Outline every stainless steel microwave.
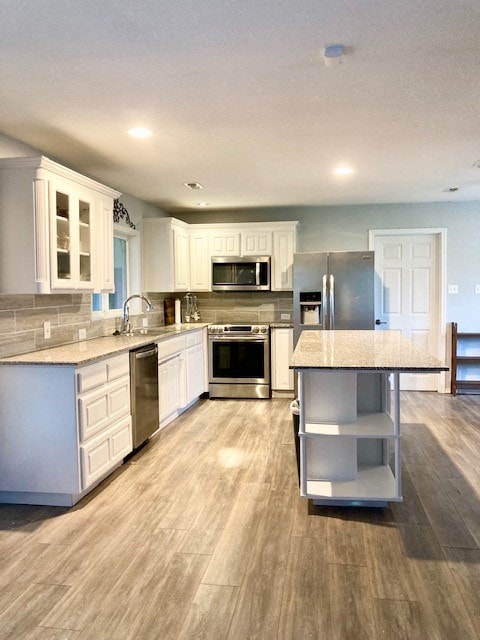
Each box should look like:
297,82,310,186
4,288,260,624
211,256,271,291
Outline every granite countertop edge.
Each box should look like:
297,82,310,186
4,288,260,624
0,323,209,367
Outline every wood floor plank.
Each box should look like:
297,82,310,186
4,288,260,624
442,547,480,638
327,564,376,640
201,481,271,587
371,599,430,640
0,583,70,637
440,474,480,547
226,506,293,640
406,463,478,549
364,523,419,601
277,536,329,640
177,584,239,640
400,522,478,640
325,515,367,566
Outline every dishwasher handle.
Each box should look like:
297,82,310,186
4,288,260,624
132,345,158,359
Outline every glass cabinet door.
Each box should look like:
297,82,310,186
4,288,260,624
55,190,72,283
78,199,92,286
50,182,95,290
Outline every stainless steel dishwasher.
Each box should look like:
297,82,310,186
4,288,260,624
130,343,159,448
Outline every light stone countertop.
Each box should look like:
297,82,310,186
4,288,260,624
0,324,208,366
290,330,448,372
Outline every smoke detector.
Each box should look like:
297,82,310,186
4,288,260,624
324,45,345,67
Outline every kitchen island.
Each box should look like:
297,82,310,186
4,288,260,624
290,330,447,507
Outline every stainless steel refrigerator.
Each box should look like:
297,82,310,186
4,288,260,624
293,251,375,345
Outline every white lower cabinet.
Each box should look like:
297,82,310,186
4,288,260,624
159,353,185,423
77,353,132,490
0,352,132,506
80,415,132,488
158,329,206,427
271,328,294,393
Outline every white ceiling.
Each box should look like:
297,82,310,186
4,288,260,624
1,0,480,212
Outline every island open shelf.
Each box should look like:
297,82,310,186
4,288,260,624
290,330,447,507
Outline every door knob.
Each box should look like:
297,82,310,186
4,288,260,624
375,319,387,325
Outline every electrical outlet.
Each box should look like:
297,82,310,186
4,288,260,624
142,317,149,327
43,321,51,340
78,328,87,340
475,284,480,295
448,284,458,294
281,313,291,320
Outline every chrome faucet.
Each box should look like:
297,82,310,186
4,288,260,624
121,294,154,334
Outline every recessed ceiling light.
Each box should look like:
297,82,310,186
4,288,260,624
184,182,204,190
333,166,354,176
197,202,209,207
127,127,153,138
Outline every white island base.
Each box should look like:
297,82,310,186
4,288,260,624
298,369,401,508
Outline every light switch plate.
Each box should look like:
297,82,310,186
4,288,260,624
43,321,51,339
281,313,291,320
448,284,458,294
142,317,149,327
475,284,480,295
78,328,87,340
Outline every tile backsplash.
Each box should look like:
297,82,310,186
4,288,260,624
0,291,293,358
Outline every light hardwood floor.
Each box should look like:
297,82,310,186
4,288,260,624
0,392,479,639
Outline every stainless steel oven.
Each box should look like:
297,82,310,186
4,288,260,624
208,324,270,399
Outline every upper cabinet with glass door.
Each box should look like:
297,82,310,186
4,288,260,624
0,157,120,294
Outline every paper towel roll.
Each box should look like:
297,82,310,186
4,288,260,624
174,298,181,324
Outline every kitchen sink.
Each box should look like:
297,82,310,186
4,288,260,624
130,327,176,336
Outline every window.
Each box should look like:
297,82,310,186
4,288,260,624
92,226,140,316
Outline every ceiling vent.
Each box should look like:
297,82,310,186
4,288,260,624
184,182,204,190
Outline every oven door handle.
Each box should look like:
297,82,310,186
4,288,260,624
208,336,268,342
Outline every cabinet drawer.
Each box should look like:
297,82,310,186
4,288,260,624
107,353,129,381
77,360,108,393
78,375,130,443
186,330,203,348
81,415,132,489
158,335,187,360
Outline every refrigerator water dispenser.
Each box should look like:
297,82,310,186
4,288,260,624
300,292,321,325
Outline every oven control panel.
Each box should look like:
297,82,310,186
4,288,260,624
208,324,269,335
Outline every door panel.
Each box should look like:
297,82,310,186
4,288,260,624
374,233,439,391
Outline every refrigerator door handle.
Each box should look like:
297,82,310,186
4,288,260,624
322,274,328,329
330,274,335,329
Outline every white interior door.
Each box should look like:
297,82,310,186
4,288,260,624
371,231,442,391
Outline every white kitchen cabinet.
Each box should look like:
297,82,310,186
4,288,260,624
157,329,206,427
272,228,296,291
271,327,294,394
0,352,132,506
142,218,190,292
186,330,205,403
241,230,272,256
0,156,120,294
158,353,185,423
210,230,241,256
189,230,210,291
